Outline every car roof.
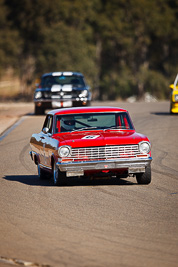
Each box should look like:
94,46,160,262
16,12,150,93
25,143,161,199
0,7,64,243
48,106,128,116
42,72,84,78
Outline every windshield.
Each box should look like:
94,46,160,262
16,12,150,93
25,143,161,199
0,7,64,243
41,75,85,88
55,112,134,133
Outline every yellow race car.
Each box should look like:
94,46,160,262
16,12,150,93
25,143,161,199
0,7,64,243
170,74,178,114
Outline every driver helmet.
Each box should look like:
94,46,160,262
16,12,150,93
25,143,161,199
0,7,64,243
61,117,75,131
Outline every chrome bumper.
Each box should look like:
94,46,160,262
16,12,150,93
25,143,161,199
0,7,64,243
57,157,152,177
34,97,91,103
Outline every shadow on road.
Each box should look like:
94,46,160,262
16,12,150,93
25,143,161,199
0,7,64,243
3,175,52,186
26,112,46,116
3,175,135,187
151,112,178,116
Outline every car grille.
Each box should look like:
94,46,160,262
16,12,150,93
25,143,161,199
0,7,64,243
65,145,146,161
43,90,83,99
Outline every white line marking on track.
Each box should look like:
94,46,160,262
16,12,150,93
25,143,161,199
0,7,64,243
0,116,25,142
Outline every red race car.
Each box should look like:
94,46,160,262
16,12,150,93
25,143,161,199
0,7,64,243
30,106,152,185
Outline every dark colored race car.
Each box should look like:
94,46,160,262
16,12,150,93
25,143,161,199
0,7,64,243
30,106,152,186
34,72,91,115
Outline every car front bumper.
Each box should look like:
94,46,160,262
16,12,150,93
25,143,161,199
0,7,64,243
171,102,178,113
34,97,91,108
57,157,152,177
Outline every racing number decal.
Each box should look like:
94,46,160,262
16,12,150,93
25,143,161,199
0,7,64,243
82,135,100,139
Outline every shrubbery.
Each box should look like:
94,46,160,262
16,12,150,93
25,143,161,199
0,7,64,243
0,0,177,100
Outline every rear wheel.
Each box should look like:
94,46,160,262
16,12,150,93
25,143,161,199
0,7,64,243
37,164,48,179
136,166,151,185
52,161,66,186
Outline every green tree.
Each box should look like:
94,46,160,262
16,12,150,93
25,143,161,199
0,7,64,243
93,0,178,99
1,0,178,100
0,0,21,76
4,0,98,94
36,22,97,81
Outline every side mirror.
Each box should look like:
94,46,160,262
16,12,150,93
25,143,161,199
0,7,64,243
169,84,174,90
43,127,49,134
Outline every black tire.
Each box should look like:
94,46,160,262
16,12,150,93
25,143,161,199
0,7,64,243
86,101,91,106
136,166,151,185
52,161,66,186
37,164,48,179
35,105,45,115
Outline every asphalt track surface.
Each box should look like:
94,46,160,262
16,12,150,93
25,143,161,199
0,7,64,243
0,101,178,267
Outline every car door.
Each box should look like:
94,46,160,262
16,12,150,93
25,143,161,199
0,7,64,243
42,114,54,168
37,114,52,167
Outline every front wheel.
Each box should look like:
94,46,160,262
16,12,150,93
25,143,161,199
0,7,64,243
86,101,91,106
35,105,45,115
136,166,151,185
52,161,66,186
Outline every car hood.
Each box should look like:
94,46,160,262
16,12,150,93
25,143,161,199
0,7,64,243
172,89,178,95
54,131,149,148
36,85,86,91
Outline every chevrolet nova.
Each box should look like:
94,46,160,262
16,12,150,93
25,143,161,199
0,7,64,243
30,106,152,185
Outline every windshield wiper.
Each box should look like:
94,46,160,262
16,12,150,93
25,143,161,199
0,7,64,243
72,126,97,132
104,126,126,130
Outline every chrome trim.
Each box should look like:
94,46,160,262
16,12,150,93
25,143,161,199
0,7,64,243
39,163,52,170
57,157,152,173
138,141,151,154
34,97,90,103
58,145,72,157
64,144,147,161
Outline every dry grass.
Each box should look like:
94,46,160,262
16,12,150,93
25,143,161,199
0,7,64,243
0,82,20,97
0,68,21,100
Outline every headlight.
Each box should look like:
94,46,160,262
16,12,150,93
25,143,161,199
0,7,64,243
139,142,151,154
34,91,42,99
58,146,71,157
79,90,88,97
